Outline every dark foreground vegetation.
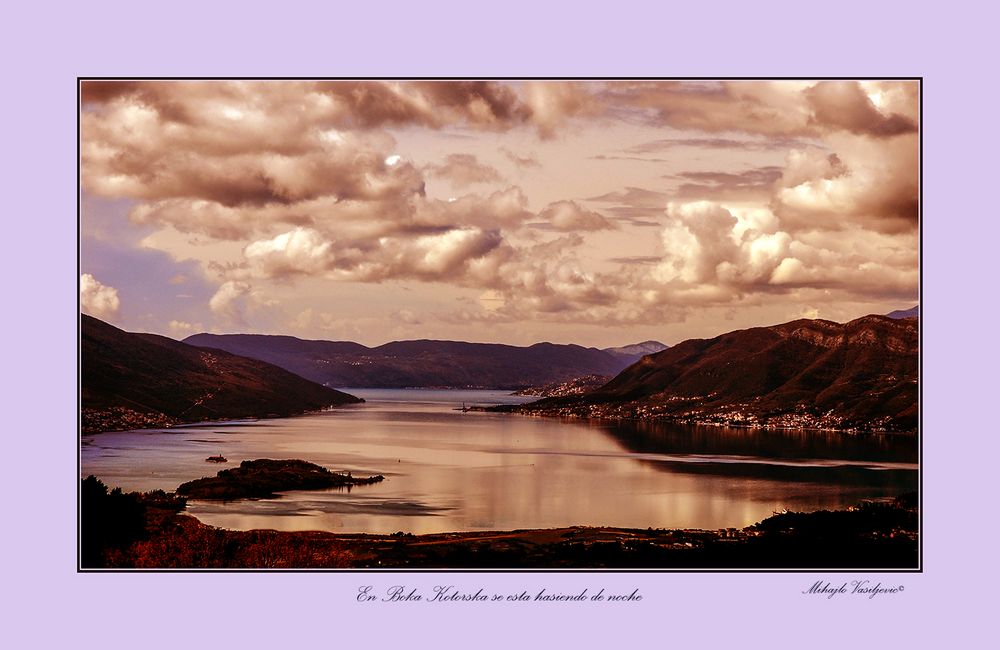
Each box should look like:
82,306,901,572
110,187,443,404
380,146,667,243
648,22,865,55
176,459,385,500
81,475,188,567
82,474,917,569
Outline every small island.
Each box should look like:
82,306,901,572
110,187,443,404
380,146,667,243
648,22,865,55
81,474,917,569
176,459,385,500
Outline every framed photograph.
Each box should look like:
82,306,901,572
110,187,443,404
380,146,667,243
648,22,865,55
79,78,919,572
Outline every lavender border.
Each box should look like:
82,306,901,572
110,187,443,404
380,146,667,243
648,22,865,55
7,1,994,646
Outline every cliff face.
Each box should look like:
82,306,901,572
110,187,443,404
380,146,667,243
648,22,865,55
82,315,362,433
516,315,918,432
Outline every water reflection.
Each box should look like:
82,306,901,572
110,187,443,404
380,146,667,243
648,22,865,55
594,418,917,461
81,389,918,535
589,418,917,486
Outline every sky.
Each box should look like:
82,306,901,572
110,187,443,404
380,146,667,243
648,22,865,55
79,80,919,348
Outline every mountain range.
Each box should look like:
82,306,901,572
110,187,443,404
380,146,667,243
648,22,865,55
502,315,918,432
83,309,917,434
82,315,361,434
182,333,666,389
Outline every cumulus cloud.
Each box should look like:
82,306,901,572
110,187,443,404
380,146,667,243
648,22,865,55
601,80,816,136
123,177,532,249
523,81,600,137
602,80,919,138
168,320,201,337
243,228,334,279
85,114,424,208
536,201,615,231
80,80,918,334
771,133,918,233
451,208,912,329
655,202,741,284
416,187,532,231
80,273,121,320
425,153,504,188
80,80,588,147
434,234,664,326
651,200,916,304
385,227,504,281
209,280,252,325
441,195,915,329
319,80,533,130
805,81,917,137
238,225,505,285
82,81,547,256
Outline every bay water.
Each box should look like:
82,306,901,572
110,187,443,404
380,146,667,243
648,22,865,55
80,389,918,534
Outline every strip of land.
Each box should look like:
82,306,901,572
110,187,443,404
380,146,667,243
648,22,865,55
82,473,917,569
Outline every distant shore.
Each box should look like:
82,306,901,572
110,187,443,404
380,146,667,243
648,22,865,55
487,403,918,435
81,402,365,436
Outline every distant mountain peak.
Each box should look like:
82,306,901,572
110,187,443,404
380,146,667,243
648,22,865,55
603,341,669,357
886,305,919,319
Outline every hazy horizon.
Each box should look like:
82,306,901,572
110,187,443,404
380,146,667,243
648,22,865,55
82,305,918,350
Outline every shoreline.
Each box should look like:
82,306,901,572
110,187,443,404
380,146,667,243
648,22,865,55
80,401,367,436
82,478,918,570
487,405,919,436
84,390,916,437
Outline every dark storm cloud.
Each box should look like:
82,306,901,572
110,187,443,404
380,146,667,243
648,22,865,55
805,81,918,137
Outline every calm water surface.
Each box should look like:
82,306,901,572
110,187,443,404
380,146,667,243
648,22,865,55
80,389,918,534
